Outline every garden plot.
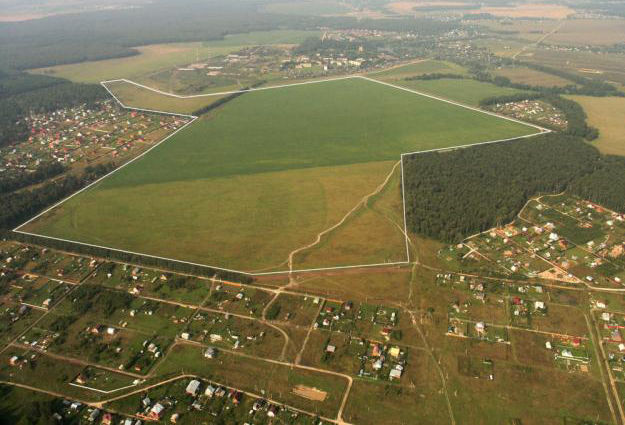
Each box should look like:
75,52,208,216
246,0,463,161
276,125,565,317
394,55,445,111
204,282,273,317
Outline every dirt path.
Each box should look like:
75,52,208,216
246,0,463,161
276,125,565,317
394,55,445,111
295,301,325,365
286,160,401,281
402,231,457,425
586,311,624,425
512,19,566,60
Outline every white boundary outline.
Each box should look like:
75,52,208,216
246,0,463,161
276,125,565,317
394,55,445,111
13,75,550,277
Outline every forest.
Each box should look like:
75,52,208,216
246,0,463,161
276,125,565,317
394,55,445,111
403,133,625,242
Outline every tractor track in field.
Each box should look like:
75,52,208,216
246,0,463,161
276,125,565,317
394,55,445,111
285,160,402,284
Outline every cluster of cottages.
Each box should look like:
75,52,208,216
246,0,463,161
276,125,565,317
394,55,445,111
361,342,405,380
139,379,284,423
315,300,398,335
491,100,567,129
544,337,590,372
464,201,624,287
186,312,266,349
2,101,186,175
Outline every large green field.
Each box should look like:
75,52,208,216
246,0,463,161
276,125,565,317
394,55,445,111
22,77,538,272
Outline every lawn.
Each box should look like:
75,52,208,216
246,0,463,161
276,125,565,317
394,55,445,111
22,77,538,273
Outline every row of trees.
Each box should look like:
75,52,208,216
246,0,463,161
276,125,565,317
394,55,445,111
0,162,115,230
406,73,465,81
11,231,253,284
403,132,625,242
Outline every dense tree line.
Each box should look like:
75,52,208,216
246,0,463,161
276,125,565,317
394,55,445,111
0,162,66,194
0,163,115,231
543,95,599,140
406,73,465,81
10,232,253,284
489,69,622,97
569,156,625,212
403,132,625,242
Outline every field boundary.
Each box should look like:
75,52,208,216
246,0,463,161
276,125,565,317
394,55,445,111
14,75,550,277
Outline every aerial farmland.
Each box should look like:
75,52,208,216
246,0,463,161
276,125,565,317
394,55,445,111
20,76,538,273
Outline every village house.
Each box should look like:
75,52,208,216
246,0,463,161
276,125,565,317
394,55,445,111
148,403,165,420
186,379,201,397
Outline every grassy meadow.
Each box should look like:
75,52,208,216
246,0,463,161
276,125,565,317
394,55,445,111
23,77,538,272
105,80,229,115
493,66,573,88
368,59,467,82
393,77,530,106
571,95,625,157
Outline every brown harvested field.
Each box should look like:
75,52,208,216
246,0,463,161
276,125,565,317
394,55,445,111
478,19,562,42
570,95,625,157
547,19,625,46
493,66,573,87
387,1,467,15
292,384,328,401
472,3,574,19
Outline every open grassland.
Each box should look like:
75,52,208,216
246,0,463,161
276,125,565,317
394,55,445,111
30,161,396,272
393,78,530,106
571,95,625,157
493,66,573,88
369,59,467,82
105,80,228,115
29,30,320,83
472,3,574,19
23,77,537,272
293,163,407,269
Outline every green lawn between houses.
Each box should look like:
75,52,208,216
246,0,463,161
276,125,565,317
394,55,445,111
23,77,537,272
